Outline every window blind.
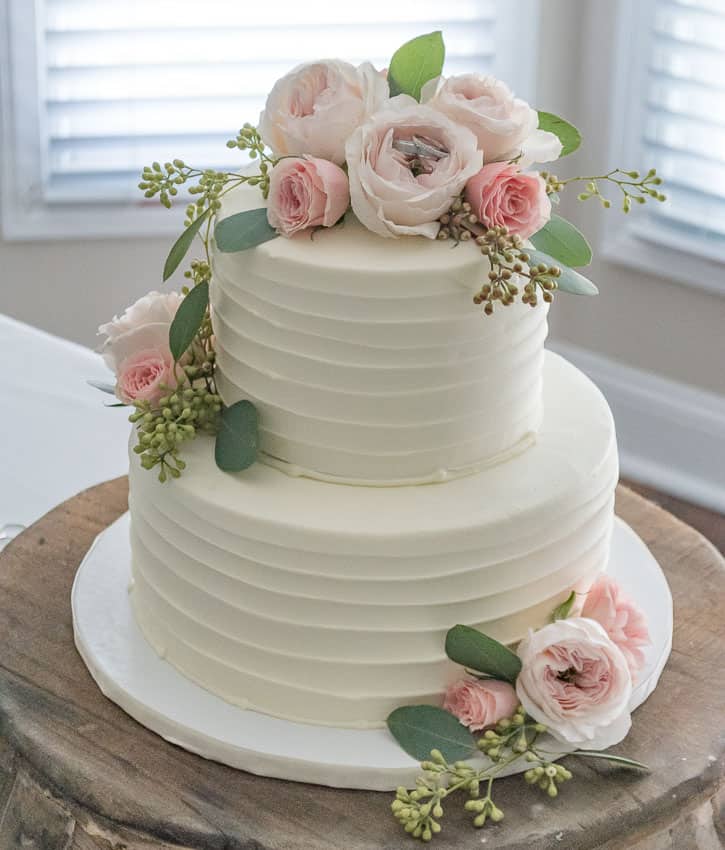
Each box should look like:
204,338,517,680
40,0,499,204
645,0,725,238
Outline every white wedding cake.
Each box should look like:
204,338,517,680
126,183,618,729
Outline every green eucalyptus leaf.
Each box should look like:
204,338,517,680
530,215,592,267
387,31,445,101
387,705,476,762
163,208,211,282
569,751,650,771
215,400,259,472
168,281,209,362
214,208,278,253
551,590,577,622
526,249,599,296
537,111,582,158
445,625,522,683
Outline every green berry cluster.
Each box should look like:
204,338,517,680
226,123,274,198
129,381,222,482
523,760,572,798
436,199,561,315
139,159,195,209
474,226,560,314
391,707,580,842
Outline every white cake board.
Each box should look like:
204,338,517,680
72,515,672,791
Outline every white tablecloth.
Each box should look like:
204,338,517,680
0,314,130,530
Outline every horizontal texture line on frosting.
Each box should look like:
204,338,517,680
212,306,546,379
130,511,611,629
130,555,605,671
129,474,615,580
131,503,612,610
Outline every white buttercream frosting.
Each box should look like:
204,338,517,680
211,183,549,484
128,353,618,729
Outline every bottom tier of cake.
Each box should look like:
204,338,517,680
127,352,618,728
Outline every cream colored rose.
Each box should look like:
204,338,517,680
258,60,388,165
99,291,184,406
345,98,483,238
422,74,562,165
516,617,633,750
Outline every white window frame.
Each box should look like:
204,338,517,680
0,0,541,242
598,0,725,297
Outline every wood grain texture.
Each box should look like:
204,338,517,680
0,479,723,850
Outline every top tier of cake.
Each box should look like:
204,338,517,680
211,186,549,484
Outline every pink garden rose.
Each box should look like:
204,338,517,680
581,575,650,679
516,617,633,749
465,162,551,239
421,73,562,165
444,678,519,732
345,99,482,238
99,291,183,407
267,156,349,237
258,59,388,165
115,348,176,406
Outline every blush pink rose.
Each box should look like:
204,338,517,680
443,678,519,732
116,347,176,407
345,98,482,238
99,291,183,406
516,617,633,749
465,162,551,239
581,575,650,679
258,60,388,165
267,156,349,237
421,73,562,165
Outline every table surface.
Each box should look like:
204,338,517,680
0,479,723,850
0,314,129,531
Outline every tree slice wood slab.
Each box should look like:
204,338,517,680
0,479,723,850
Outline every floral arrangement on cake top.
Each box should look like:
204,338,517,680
94,31,664,480
387,574,652,841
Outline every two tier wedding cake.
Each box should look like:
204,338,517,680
89,31,666,840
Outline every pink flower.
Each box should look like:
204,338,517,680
443,678,519,732
258,60,388,165
116,348,176,407
99,291,183,407
465,162,551,240
345,99,482,238
267,156,350,237
516,618,633,749
581,575,650,679
421,74,562,165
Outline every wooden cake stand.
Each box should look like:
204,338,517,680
0,479,723,850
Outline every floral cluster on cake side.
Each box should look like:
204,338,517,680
94,31,663,481
387,574,652,841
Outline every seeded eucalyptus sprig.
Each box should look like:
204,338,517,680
391,707,573,841
437,200,561,315
542,167,667,212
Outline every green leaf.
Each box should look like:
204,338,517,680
445,625,522,684
551,591,577,622
537,111,582,158
163,208,211,282
104,402,127,408
215,400,259,472
530,215,592,267
569,751,650,771
387,705,476,762
168,281,209,362
526,249,599,296
387,31,445,101
214,208,278,253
